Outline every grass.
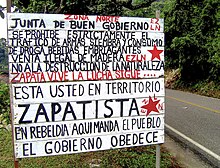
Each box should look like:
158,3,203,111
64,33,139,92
0,129,181,168
186,81,220,99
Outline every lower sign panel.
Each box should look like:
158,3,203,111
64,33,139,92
15,130,164,158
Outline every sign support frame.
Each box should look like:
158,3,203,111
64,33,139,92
156,145,161,168
155,9,161,168
7,0,19,167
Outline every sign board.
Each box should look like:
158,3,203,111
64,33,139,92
8,13,165,158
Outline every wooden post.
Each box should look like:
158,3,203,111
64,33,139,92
7,0,11,13
156,10,160,19
7,0,19,167
155,9,161,168
156,145,161,168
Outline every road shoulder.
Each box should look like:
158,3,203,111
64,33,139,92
163,134,214,168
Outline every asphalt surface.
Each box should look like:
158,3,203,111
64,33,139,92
163,135,212,168
165,89,220,167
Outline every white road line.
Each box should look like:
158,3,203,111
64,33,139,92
165,124,220,161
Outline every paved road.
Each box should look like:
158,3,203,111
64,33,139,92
165,89,220,167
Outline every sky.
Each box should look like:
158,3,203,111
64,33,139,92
0,0,8,39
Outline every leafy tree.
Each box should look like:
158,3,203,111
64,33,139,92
164,0,220,82
13,0,156,16
203,0,220,81
123,0,167,18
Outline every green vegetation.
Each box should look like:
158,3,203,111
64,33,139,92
0,129,180,168
164,0,220,95
0,82,10,126
0,38,8,72
165,69,220,99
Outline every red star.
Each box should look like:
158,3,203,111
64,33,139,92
147,45,163,61
141,96,160,116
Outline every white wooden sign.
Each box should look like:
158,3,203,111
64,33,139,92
8,13,165,158
12,78,164,104
13,97,165,124
7,14,164,32
15,129,164,158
